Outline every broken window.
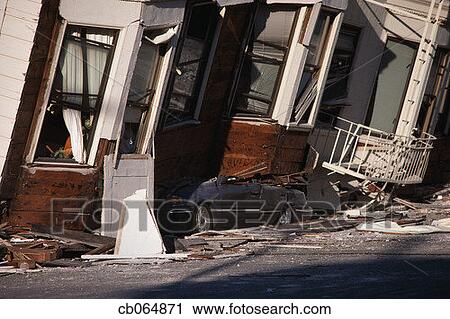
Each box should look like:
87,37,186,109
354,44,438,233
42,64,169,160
292,11,336,125
35,26,117,163
365,39,417,133
232,5,297,116
119,31,166,154
321,26,359,108
160,1,220,126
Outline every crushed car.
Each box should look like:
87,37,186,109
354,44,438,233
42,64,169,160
155,176,309,234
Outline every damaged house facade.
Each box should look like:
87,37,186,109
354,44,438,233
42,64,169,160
0,0,449,233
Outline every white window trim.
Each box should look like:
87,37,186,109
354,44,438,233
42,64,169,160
287,10,344,130
25,20,68,164
140,25,183,155
272,3,322,124
26,20,130,166
87,21,142,165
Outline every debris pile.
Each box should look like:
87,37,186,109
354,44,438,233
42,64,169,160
0,223,115,273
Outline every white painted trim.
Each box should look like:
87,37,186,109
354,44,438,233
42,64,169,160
88,21,142,165
272,5,314,125
26,21,68,164
303,3,322,46
193,7,226,120
0,0,8,32
141,25,182,155
308,12,343,125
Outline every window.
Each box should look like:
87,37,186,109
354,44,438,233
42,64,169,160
365,39,417,133
322,26,359,104
417,49,450,136
291,11,336,125
231,5,298,116
119,31,165,154
160,2,220,126
35,26,117,163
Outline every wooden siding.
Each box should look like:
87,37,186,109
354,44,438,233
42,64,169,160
0,0,59,198
0,0,43,184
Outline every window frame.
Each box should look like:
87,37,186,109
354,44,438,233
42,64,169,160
120,33,166,155
321,24,360,104
27,22,119,165
288,8,344,129
228,3,301,118
159,0,221,128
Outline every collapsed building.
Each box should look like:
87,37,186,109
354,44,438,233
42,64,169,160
0,0,449,235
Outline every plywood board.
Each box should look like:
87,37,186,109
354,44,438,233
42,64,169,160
114,189,165,256
102,154,154,238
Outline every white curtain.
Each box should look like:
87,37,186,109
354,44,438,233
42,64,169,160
62,107,85,163
58,30,113,163
60,38,85,163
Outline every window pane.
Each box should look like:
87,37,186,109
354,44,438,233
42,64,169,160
128,40,159,103
253,7,295,60
235,57,280,114
322,27,359,103
306,13,331,66
120,37,160,155
35,26,116,163
291,11,334,124
163,3,219,124
232,5,296,116
169,60,201,111
55,28,114,110
367,40,417,133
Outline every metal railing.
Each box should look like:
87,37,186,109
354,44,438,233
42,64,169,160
312,114,436,184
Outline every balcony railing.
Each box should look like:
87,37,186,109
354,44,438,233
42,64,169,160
312,114,436,184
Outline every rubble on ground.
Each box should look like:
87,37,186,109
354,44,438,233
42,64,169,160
1,184,450,272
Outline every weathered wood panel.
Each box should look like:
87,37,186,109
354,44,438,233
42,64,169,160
8,166,99,230
218,120,309,176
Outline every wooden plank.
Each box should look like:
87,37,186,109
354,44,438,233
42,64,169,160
8,211,94,231
0,116,14,139
0,136,11,157
31,225,116,247
0,74,25,99
0,95,20,119
85,242,115,255
0,0,7,29
1,14,38,42
5,0,41,19
11,195,89,212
